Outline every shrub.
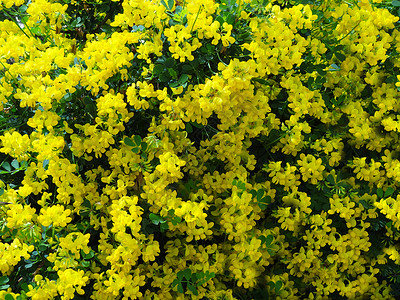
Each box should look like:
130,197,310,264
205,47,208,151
1,0,400,299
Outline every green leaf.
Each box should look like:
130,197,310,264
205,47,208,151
164,57,175,68
215,15,224,26
268,281,275,289
187,283,198,295
377,188,383,198
149,213,165,225
43,159,50,170
329,63,340,71
140,142,148,152
226,14,236,25
236,181,246,191
0,276,9,285
315,76,326,85
169,81,179,88
84,102,96,115
385,76,397,84
186,123,193,133
21,283,29,292
171,216,181,225
393,0,400,6
84,250,95,259
83,96,95,108
38,243,48,251
0,284,10,290
160,222,169,232
160,0,168,10
2,162,11,172
251,78,270,85
4,294,14,300
174,5,183,14
191,272,198,282
153,64,164,75
182,268,191,281
24,260,33,268
0,188,4,197
131,147,139,154
306,65,314,73
326,174,335,185
168,68,178,79
196,271,215,286
264,234,274,247
256,189,264,201
384,187,394,198
275,280,283,293
258,203,267,210
336,94,345,106
307,77,314,87
178,74,189,85
176,271,184,281
125,137,135,147
11,159,19,169
333,45,344,52
317,69,327,76
140,152,148,161
81,260,90,268
182,64,192,72
100,23,113,34
316,65,327,76
19,4,28,13
177,282,184,293
191,122,203,128
359,200,372,209
31,26,42,36
134,135,142,146
335,52,346,62
258,195,271,210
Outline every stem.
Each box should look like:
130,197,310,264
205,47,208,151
0,60,18,82
189,4,202,34
216,50,228,66
336,21,360,43
8,6,56,46
1,8,30,38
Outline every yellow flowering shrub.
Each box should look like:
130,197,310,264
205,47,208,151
2,0,400,299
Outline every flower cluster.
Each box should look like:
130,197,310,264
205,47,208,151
1,0,400,299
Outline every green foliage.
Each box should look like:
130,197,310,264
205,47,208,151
172,268,215,296
1,0,400,299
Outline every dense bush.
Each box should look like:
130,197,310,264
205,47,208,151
1,0,400,299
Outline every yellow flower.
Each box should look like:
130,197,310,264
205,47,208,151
38,204,72,227
297,154,325,184
0,238,34,275
0,131,30,161
59,233,91,259
6,204,36,228
142,239,160,262
57,269,89,300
